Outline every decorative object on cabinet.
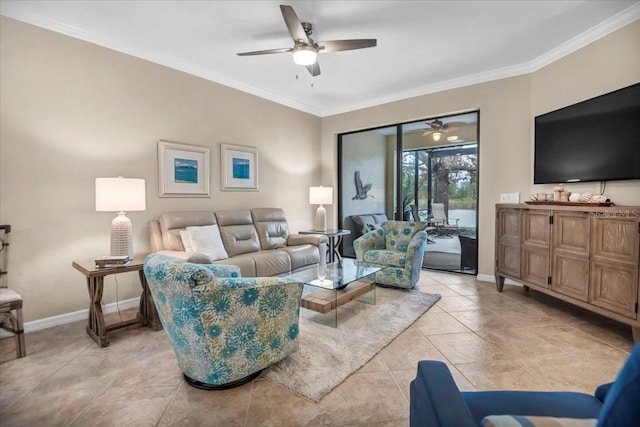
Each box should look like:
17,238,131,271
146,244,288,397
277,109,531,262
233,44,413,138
495,203,640,341
221,143,258,191
95,177,146,258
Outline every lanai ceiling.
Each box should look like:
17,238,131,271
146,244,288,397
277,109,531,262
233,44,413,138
1,1,638,117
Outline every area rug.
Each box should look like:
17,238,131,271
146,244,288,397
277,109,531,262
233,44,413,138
262,285,441,402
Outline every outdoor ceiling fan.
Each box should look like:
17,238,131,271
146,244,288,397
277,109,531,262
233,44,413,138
422,119,465,142
236,5,377,76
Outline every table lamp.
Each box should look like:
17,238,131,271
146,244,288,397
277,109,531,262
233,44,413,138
95,177,146,259
309,186,333,231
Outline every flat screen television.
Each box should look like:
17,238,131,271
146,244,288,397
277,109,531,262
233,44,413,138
534,82,640,184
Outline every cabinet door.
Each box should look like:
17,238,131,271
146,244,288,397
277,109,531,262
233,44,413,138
552,211,590,301
496,207,521,278
521,210,550,288
590,260,638,319
590,215,639,318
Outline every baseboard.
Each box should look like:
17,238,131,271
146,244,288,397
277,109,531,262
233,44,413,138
0,297,140,338
476,274,495,283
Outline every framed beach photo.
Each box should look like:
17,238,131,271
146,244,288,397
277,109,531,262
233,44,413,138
158,140,210,197
221,143,258,191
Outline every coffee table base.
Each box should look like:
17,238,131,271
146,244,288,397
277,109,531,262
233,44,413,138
300,280,376,327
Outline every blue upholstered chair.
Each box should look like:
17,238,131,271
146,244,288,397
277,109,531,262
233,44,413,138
409,342,640,427
353,220,428,289
144,253,304,389
353,221,427,289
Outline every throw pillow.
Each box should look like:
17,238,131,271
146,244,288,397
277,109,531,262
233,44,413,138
481,415,597,427
180,230,194,252
187,225,229,261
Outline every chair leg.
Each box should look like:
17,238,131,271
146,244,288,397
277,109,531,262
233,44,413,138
15,306,26,358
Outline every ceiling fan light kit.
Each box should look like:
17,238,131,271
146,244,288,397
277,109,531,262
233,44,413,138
293,45,317,65
432,132,442,141
236,4,377,77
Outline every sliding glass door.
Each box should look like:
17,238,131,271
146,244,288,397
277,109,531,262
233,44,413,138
338,112,479,274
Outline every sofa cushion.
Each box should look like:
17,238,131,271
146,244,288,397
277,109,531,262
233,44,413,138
214,254,257,277
180,230,194,252
159,211,217,251
363,249,406,268
252,208,290,250
216,210,262,257
481,415,597,427
281,244,320,270
252,250,292,277
187,225,229,261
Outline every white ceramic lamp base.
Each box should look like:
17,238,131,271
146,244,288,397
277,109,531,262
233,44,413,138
110,212,133,258
315,205,327,231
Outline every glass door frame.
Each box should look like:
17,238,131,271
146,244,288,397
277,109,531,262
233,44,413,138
337,110,480,274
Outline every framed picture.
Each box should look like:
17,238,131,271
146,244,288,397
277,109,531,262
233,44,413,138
221,143,259,191
158,140,210,197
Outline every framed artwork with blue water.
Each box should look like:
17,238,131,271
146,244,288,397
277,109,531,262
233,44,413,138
158,140,210,197
221,143,258,191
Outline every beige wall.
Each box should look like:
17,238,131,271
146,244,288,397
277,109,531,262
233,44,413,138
1,16,639,324
321,20,640,279
531,21,640,202
0,18,321,322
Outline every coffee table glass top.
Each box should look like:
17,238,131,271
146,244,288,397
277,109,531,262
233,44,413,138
285,258,384,290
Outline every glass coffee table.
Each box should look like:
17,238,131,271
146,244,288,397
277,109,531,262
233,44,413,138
284,258,386,327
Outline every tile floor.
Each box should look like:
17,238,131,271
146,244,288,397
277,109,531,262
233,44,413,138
0,271,635,426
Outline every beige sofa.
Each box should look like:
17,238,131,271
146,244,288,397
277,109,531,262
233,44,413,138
149,208,327,277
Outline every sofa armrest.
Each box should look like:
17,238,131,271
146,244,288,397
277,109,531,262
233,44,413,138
353,229,385,260
150,220,164,252
410,360,476,427
287,233,328,247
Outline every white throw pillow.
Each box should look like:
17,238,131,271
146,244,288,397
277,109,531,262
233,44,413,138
186,225,229,261
179,230,194,252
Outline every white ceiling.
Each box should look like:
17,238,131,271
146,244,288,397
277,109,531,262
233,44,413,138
2,1,639,117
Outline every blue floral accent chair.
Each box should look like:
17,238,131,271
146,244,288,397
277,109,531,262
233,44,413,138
143,253,304,389
353,220,428,289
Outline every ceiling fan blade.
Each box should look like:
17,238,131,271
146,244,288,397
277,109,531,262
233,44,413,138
237,47,292,56
280,5,309,44
306,61,321,77
318,39,377,53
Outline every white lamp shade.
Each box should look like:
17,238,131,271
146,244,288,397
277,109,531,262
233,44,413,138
96,177,146,212
309,186,333,205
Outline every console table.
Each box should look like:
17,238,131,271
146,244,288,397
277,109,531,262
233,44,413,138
299,229,351,263
495,203,640,341
72,255,162,347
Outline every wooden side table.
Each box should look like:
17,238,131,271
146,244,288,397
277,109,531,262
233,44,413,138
299,229,351,263
72,254,162,347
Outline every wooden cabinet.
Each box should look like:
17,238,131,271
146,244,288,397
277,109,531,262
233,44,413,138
495,204,640,341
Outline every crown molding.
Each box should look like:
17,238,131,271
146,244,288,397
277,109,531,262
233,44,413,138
2,2,638,118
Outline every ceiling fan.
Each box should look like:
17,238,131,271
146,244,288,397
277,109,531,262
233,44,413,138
422,119,465,142
236,5,377,77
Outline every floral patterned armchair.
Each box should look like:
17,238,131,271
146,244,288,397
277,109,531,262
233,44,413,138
143,253,303,389
353,221,428,289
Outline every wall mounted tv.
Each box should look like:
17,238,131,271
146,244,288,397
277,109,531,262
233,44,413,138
534,82,640,184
